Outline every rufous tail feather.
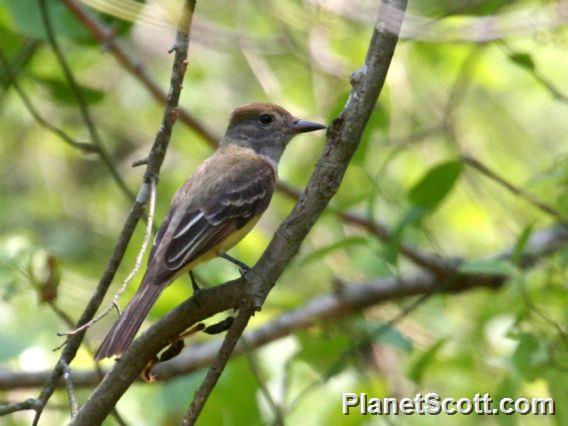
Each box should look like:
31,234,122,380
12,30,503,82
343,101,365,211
94,283,163,360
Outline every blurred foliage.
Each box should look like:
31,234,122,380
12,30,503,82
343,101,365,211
0,0,567,425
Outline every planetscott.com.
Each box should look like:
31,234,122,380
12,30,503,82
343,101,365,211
342,393,555,416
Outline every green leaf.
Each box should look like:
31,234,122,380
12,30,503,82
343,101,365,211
353,91,390,165
556,189,568,217
198,357,261,424
495,375,521,426
0,0,90,41
376,327,413,352
407,338,446,384
354,320,413,352
382,207,427,266
408,160,463,212
458,259,515,275
296,236,369,267
34,76,105,105
512,332,548,381
327,90,390,168
296,330,351,376
512,224,534,266
509,53,536,72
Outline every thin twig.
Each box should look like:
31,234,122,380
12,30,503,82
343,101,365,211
0,44,99,153
58,179,156,337
285,289,436,414
443,45,486,122
0,39,40,87
242,338,285,426
499,41,568,106
388,45,485,152
38,0,134,201
182,307,255,426
60,0,218,149
461,154,564,220
276,181,450,275
0,398,39,416
61,362,79,418
29,0,196,423
9,262,130,424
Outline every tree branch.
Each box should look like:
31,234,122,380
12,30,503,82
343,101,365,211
66,1,408,424
0,44,99,153
182,307,255,425
61,361,79,418
462,154,564,221
0,398,40,416
60,0,218,149
57,180,157,338
1,225,565,393
38,0,134,201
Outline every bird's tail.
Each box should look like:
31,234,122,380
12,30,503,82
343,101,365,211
94,282,163,360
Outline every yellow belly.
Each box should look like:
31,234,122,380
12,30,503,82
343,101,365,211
169,214,261,282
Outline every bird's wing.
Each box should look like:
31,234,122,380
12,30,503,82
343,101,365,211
148,153,275,281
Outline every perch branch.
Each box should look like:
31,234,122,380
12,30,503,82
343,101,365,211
0,225,565,392
0,399,40,416
67,1,408,424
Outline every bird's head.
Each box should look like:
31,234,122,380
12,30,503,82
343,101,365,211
221,103,326,163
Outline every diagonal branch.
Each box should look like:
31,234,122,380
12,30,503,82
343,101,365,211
60,0,218,149
0,398,40,416
38,0,134,201
24,1,197,424
0,44,99,154
180,1,411,422
67,1,408,424
462,154,564,220
61,362,79,418
182,307,255,425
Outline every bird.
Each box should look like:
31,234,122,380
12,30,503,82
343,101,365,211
94,103,326,360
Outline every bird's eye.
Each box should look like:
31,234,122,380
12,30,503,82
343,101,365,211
257,114,273,125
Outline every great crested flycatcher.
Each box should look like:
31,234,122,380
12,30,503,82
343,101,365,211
95,103,326,359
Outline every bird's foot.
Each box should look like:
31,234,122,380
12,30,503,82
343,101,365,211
219,252,251,277
188,271,202,306
203,316,234,335
159,338,185,363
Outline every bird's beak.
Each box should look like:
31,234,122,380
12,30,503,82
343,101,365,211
291,119,327,134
